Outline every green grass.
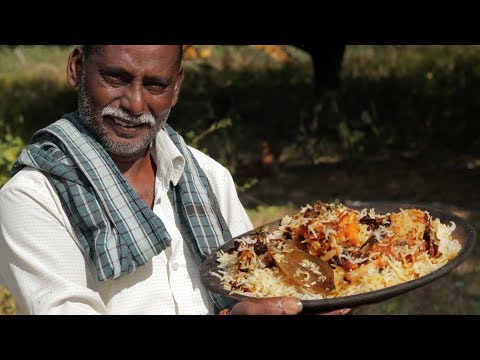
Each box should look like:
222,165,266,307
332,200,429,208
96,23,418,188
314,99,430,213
0,45,73,80
246,204,298,228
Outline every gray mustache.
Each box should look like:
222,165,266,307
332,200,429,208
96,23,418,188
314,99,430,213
101,106,156,126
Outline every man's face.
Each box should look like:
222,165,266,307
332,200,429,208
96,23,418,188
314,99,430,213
75,45,183,159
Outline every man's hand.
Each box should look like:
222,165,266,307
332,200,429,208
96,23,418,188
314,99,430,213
227,297,351,315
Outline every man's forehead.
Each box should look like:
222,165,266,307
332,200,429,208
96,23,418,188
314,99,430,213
84,45,182,66
88,45,181,54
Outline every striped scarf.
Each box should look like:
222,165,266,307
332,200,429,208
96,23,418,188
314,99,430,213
12,111,236,310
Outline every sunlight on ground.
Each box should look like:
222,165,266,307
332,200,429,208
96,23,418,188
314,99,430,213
246,204,297,228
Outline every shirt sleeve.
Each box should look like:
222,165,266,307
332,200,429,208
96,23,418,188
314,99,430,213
0,170,109,315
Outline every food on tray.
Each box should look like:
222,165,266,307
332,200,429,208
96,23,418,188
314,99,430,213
212,201,461,300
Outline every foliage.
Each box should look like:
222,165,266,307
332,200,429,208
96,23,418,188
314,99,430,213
184,117,232,153
0,133,24,187
3,44,480,178
289,45,480,165
0,76,77,143
0,115,25,186
340,45,480,156
0,287,15,315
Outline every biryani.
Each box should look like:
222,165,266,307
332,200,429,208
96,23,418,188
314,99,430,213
212,201,461,300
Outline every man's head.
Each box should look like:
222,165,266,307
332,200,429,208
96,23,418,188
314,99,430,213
67,45,184,159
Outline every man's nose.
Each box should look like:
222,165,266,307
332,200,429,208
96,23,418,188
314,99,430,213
121,83,145,115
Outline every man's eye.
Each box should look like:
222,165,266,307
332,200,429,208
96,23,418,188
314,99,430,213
145,84,166,93
104,75,125,86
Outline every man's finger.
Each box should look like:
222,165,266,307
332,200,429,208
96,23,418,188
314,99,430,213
318,308,351,315
229,297,303,315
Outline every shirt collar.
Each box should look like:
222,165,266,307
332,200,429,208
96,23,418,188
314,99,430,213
150,127,185,188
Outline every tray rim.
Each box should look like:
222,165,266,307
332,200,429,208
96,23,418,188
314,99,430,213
200,202,477,313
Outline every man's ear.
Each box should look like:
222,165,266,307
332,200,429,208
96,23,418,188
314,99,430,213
171,66,185,107
67,46,84,88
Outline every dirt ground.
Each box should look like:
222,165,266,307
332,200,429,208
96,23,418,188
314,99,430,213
244,152,480,315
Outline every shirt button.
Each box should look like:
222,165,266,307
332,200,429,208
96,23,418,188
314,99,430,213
172,262,179,271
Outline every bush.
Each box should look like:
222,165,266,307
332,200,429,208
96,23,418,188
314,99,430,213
0,131,24,187
0,76,77,142
340,45,480,155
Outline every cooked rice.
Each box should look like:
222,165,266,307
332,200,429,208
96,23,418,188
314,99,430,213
213,201,461,300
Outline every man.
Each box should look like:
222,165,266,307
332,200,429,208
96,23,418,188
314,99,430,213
0,45,346,315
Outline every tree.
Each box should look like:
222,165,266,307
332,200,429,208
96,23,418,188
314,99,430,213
293,44,346,99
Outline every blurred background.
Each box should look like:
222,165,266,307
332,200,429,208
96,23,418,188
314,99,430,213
0,45,479,314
